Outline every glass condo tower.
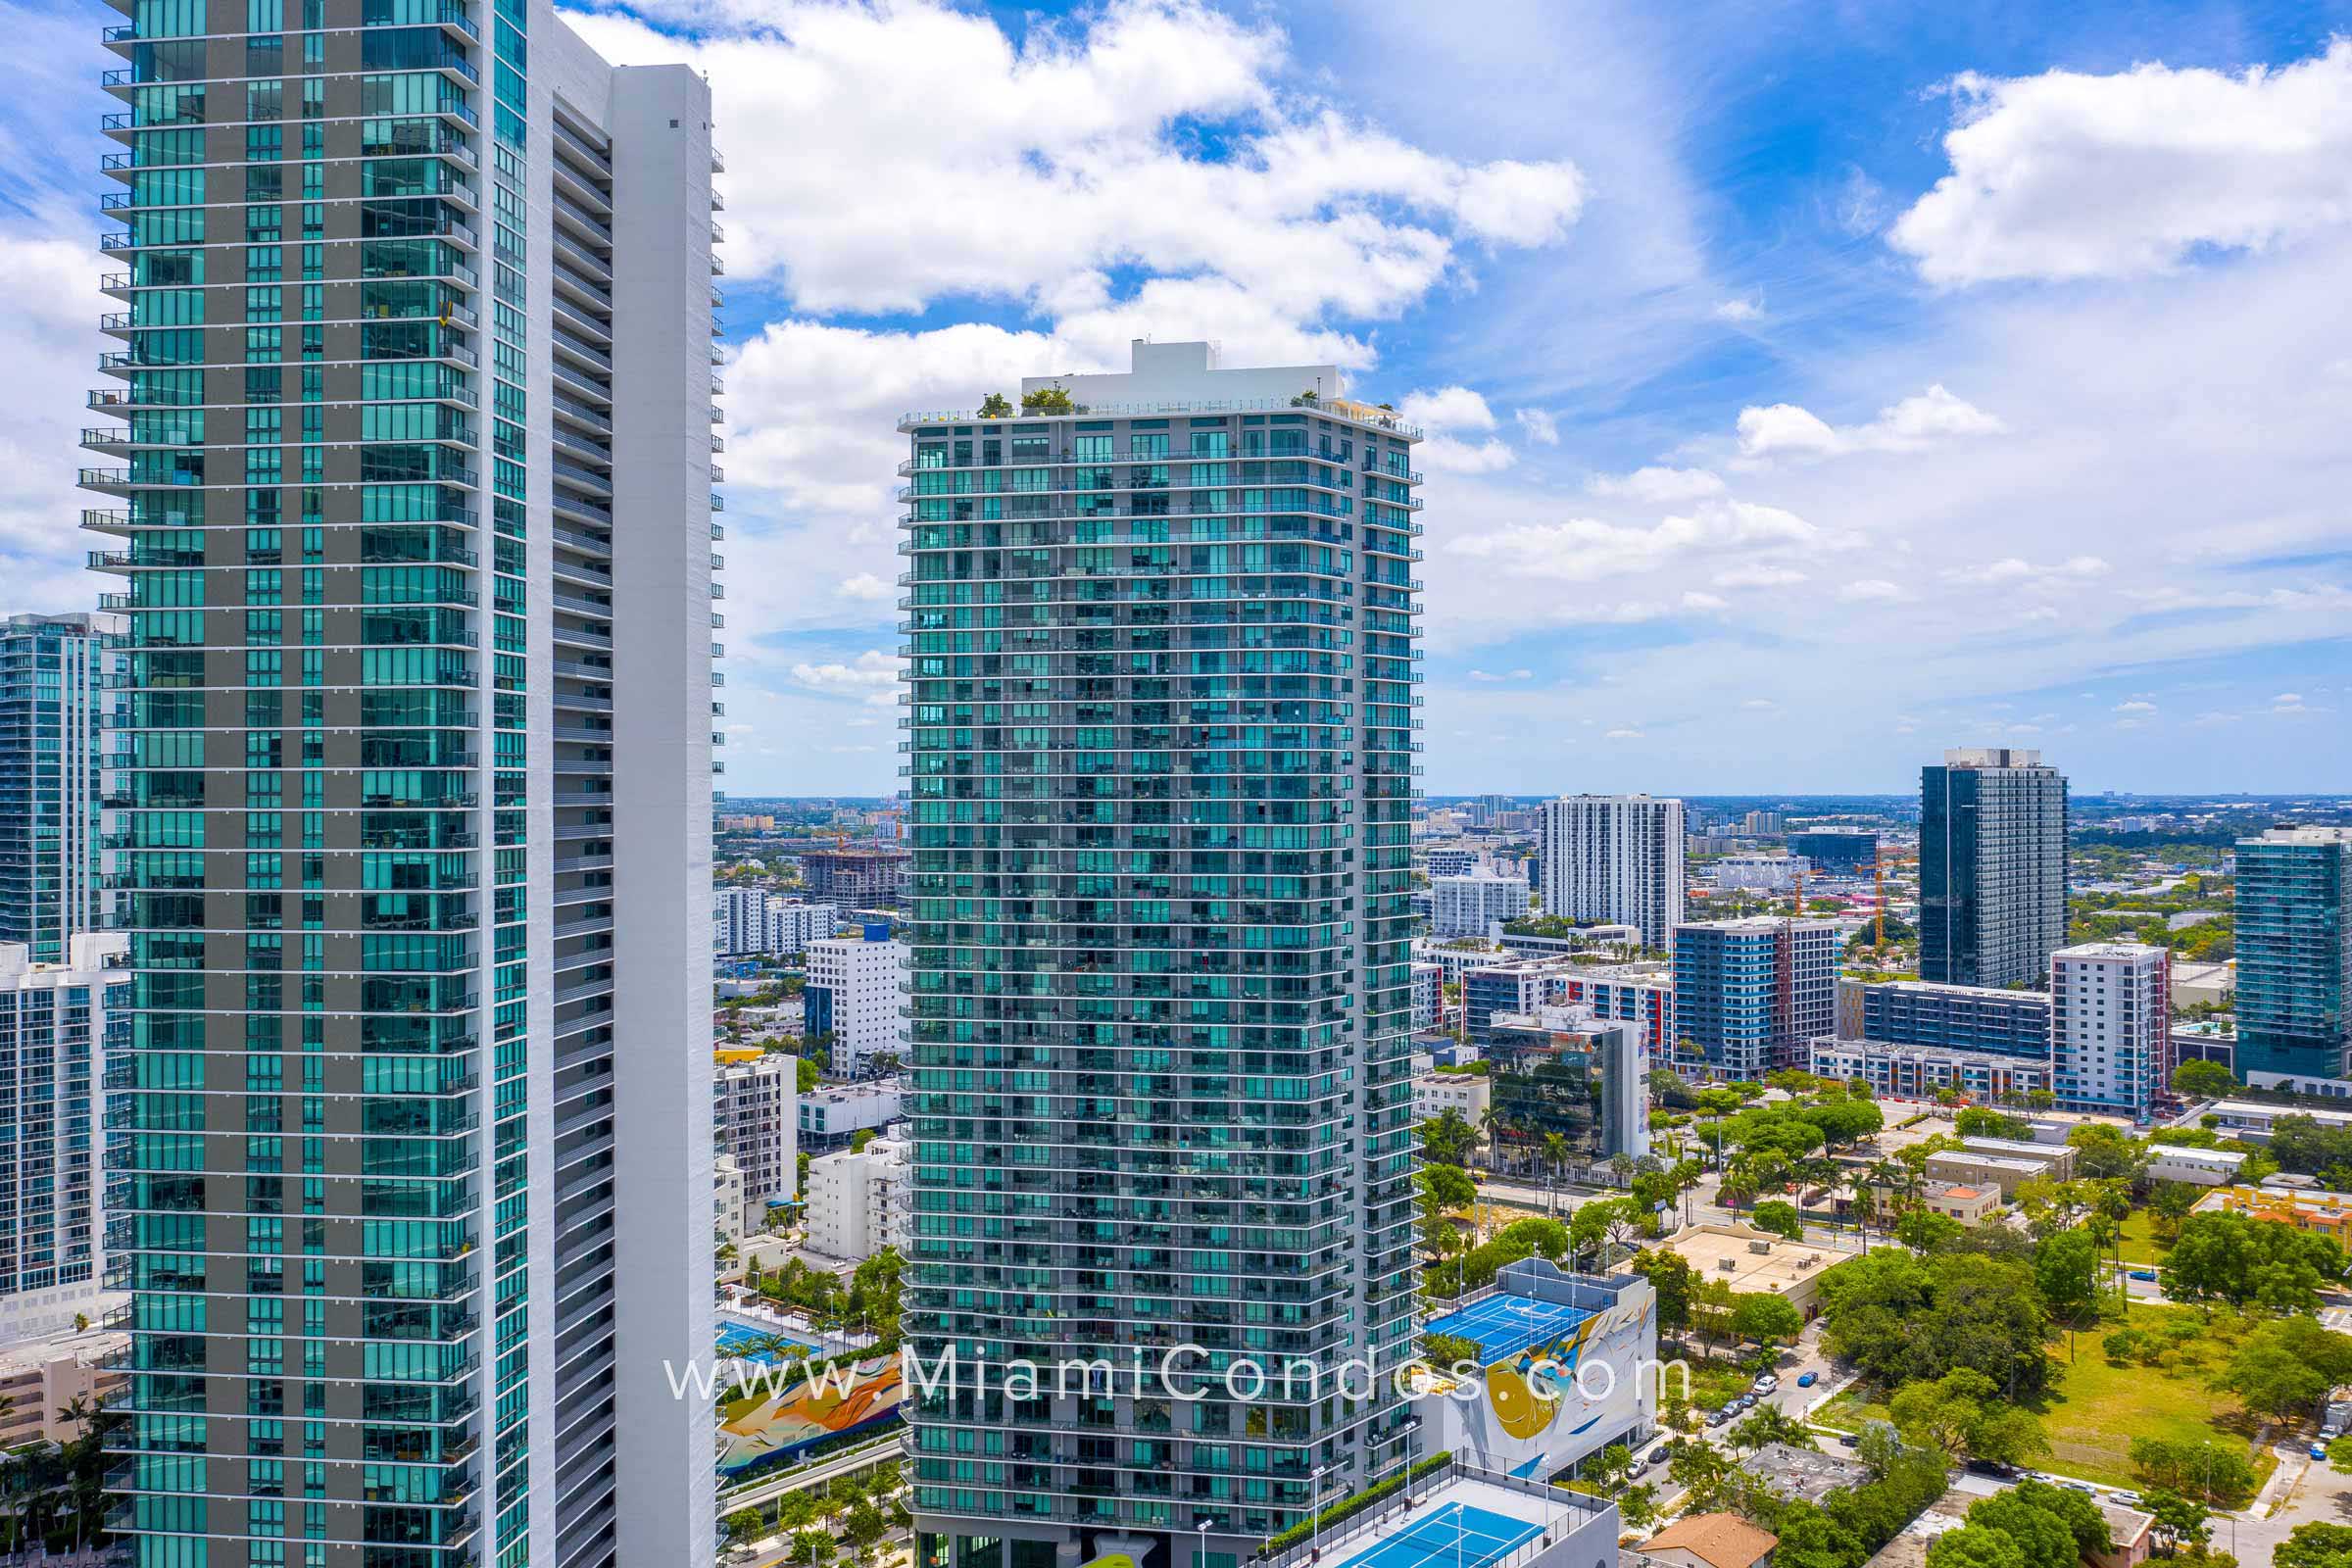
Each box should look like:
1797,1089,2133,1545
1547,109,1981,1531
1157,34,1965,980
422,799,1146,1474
87,2,722,1562
899,342,1425,1568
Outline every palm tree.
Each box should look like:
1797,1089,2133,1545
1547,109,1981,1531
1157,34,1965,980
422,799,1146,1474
1541,1132,1570,1216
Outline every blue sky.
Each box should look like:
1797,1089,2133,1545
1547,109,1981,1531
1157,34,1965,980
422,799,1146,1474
7,0,2351,797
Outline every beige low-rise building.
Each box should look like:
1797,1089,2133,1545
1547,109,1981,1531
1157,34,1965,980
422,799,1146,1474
1911,1180,2001,1225
1926,1150,2058,1200
1958,1136,2076,1180
1639,1221,1843,1319
0,1329,126,1446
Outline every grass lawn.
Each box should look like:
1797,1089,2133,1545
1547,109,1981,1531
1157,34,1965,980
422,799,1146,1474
2113,1208,2172,1266
1812,1389,1891,1434
2036,1302,2274,1493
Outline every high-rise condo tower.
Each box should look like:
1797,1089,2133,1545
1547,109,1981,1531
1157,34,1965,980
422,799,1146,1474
87,3,722,1560
899,342,1424,1568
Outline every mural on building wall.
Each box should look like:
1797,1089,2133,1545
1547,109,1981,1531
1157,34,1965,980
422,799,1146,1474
717,1352,905,1477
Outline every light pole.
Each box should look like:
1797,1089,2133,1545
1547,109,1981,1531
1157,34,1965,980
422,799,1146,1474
1307,1465,1328,1560
1198,1518,1211,1568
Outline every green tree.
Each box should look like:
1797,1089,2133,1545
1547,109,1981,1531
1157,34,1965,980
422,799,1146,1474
1895,1207,1965,1252
1585,1442,1634,1492
976,392,1012,417
1820,1248,2052,1396
2140,1488,2211,1553
2067,1123,2149,1185
1618,1482,1662,1535
1749,1200,1804,1240
1020,385,1075,414
2165,1208,2345,1311
2032,1228,2099,1322
2278,1524,2352,1568
797,1055,821,1094
2214,1315,2352,1422
1729,1405,1814,1455
1729,1292,1805,1352
1631,1248,1699,1337
842,1499,889,1561
1956,1107,2032,1140
722,1509,766,1552
2173,1059,2236,1100
1926,1524,2030,1568
1420,1106,1484,1167
1889,1369,2049,1466
791,1530,837,1568
1419,1160,1478,1211
2129,1438,2257,1506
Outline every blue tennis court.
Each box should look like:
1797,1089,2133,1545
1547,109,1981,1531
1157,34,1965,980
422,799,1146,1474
1328,1502,1543,1568
1425,1293,1592,1363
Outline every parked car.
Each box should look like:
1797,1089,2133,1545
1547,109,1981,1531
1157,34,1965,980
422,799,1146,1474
1796,1371,1818,1388
1753,1375,1779,1393
2128,1269,2158,1282
1838,1433,1861,1447
1967,1459,2019,1479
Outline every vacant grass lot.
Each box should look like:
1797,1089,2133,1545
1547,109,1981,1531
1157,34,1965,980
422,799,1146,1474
1812,1303,2274,1494
2038,1304,2267,1489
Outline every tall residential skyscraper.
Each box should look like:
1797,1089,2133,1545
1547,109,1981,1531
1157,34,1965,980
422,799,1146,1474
1671,916,1837,1080
2234,827,2352,1087
0,612,117,964
1918,747,2068,988
900,341,1423,1568
1538,794,1685,950
0,933,128,1346
88,5,720,1562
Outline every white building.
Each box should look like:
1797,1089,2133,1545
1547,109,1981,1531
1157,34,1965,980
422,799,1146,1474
1413,1070,1493,1125
1411,962,1444,1032
714,887,841,956
1424,847,1483,878
0,934,126,1345
804,927,909,1075
1431,870,1529,938
766,900,840,956
714,1054,799,1207
2145,1146,2250,1188
800,1079,906,1147
1538,794,1687,950
2052,942,2170,1117
1710,853,1811,893
713,1152,751,1251
804,1130,911,1262
1412,937,1512,985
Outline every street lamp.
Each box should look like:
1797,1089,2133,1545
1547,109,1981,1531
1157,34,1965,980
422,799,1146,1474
1307,1466,1329,1560
1198,1517,1211,1568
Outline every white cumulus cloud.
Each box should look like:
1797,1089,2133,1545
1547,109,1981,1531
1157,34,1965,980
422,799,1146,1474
1587,466,1727,505
1738,384,2007,460
1891,41,2352,285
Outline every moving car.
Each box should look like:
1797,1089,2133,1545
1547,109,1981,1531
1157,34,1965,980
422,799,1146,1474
1796,1371,1817,1388
2128,1269,2158,1282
